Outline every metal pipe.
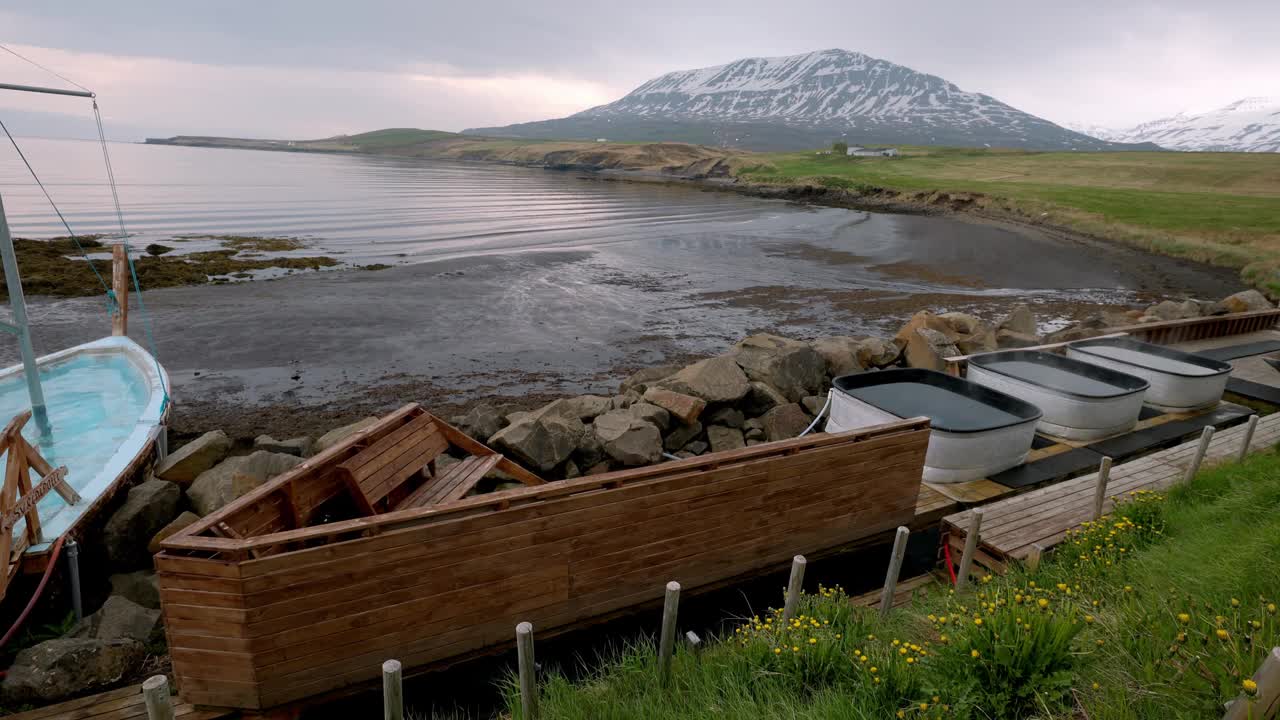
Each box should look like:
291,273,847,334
0,82,94,98
0,193,46,415
66,539,83,622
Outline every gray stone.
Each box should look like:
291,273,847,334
642,387,705,425
673,451,697,459
628,402,671,431
1220,289,1273,313
854,337,901,368
941,313,998,354
1,638,144,704
490,412,585,472
572,428,608,469
187,451,303,516
747,439,764,446
611,391,642,410
70,596,160,642
153,430,230,484
707,425,746,453
801,395,826,416
148,510,200,554
453,402,506,441
744,425,765,441
707,407,745,428
997,329,1041,349
313,416,379,454
741,381,789,417
253,434,313,457
593,410,662,466
538,395,613,421
682,440,709,455
562,459,581,479
108,571,161,610
761,403,811,442
663,421,703,451
938,312,985,336
999,304,1038,336
743,417,764,434
1146,299,1199,321
809,336,865,378
731,334,827,402
104,479,181,569
904,328,961,370
618,364,680,395
1044,315,1108,344
658,356,750,404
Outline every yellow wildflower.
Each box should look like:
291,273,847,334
971,649,980,658
1216,629,1230,640
1177,613,1191,624
1244,679,1258,694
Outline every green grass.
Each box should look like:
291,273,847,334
738,149,1280,294
508,449,1280,719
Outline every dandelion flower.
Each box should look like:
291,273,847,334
1177,613,1191,624
870,666,878,673
1038,598,1050,609
1085,615,1095,624
974,618,983,626
971,649,980,658
1216,629,1230,641
774,648,782,654
1092,682,1100,690
1244,678,1258,694
907,657,915,664
792,646,800,652
808,638,817,645
1231,598,1240,608
920,702,929,710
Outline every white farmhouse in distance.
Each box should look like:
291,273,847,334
847,146,899,157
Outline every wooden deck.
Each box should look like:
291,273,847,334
8,684,232,720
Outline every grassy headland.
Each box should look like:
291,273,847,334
504,450,1280,719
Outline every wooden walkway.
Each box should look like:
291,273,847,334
8,684,233,720
941,411,1280,571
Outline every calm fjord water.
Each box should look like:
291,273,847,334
0,138,1241,421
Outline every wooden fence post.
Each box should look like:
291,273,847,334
658,581,681,686
1092,456,1113,521
782,555,807,622
1237,415,1259,463
516,622,539,720
879,526,910,617
955,509,983,592
1026,543,1045,573
111,244,128,336
1184,426,1215,483
382,659,403,720
141,675,174,720
1223,647,1280,720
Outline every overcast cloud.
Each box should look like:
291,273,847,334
2,0,1278,139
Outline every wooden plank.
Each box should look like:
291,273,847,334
416,455,501,506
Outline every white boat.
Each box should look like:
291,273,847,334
826,369,1042,483
1065,337,1230,412
967,350,1149,440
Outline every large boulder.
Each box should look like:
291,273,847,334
904,328,961,370
252,435,313,457
894,311,958,348
108,571,161,610
761,403,811,442
489,412,584,472
187,452,303,516
1220,289,1273,314
706,407,745,429
854,337,902,368
940,313,997,354
104,479,181,569
572,428,608,470
148,510,201,554
741,381,789,417
1043,315,1108,344
810,336,865,378
1,638,145,704
452,402,506,441
658,356,750,404
663,421,703,452
731,334,827,402
619,365,680,395
70,596,161,642
998,304,1038,336
313,416,379,454
996,329,1041,349
1145,299,1200,321
707,425,746,453
153,430,230,484
627,402,671,431
642,387,706,425
534,396,613,422
593,410,662,466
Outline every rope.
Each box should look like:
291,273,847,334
0,535,65,651
0,117,113,298
91,101,170,412
0,44,94,95
798,392,832,437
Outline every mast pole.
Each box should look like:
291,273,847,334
0,192,47,416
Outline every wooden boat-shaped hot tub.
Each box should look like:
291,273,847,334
1065,337,1231,412
827,369,1041,484
157,403,929,710
967,350,1149,441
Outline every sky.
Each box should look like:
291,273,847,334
1,0,1278,140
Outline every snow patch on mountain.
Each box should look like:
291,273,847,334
1069,97,1280,152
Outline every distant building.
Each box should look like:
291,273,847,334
846,146,899,157
596,138,608,142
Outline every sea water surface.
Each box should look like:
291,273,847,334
0,138,1244,427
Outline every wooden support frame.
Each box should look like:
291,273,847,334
0,410,75,600
112,244,129,337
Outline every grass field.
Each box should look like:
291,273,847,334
738,149,1280,295
503,450,1280,719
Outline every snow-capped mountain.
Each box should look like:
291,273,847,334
1068,98,1280,152
1063,122,1122,142
466,49,1148,151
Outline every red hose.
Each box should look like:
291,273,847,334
943,536,958,586
0,535,66,652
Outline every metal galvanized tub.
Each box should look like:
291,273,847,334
1065,337,1231,412
826,368,1042,484
967,350,1149,441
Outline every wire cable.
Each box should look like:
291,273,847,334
0,44,94,94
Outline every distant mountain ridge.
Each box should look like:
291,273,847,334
466,49,1154,151
1067,97,1280,153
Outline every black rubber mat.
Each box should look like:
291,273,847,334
990,446,1107,489
1138,406,1162,421
1226,378,1280,406
1031,435,1057,450
1090,404,1253,458
1198,341,1280,362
